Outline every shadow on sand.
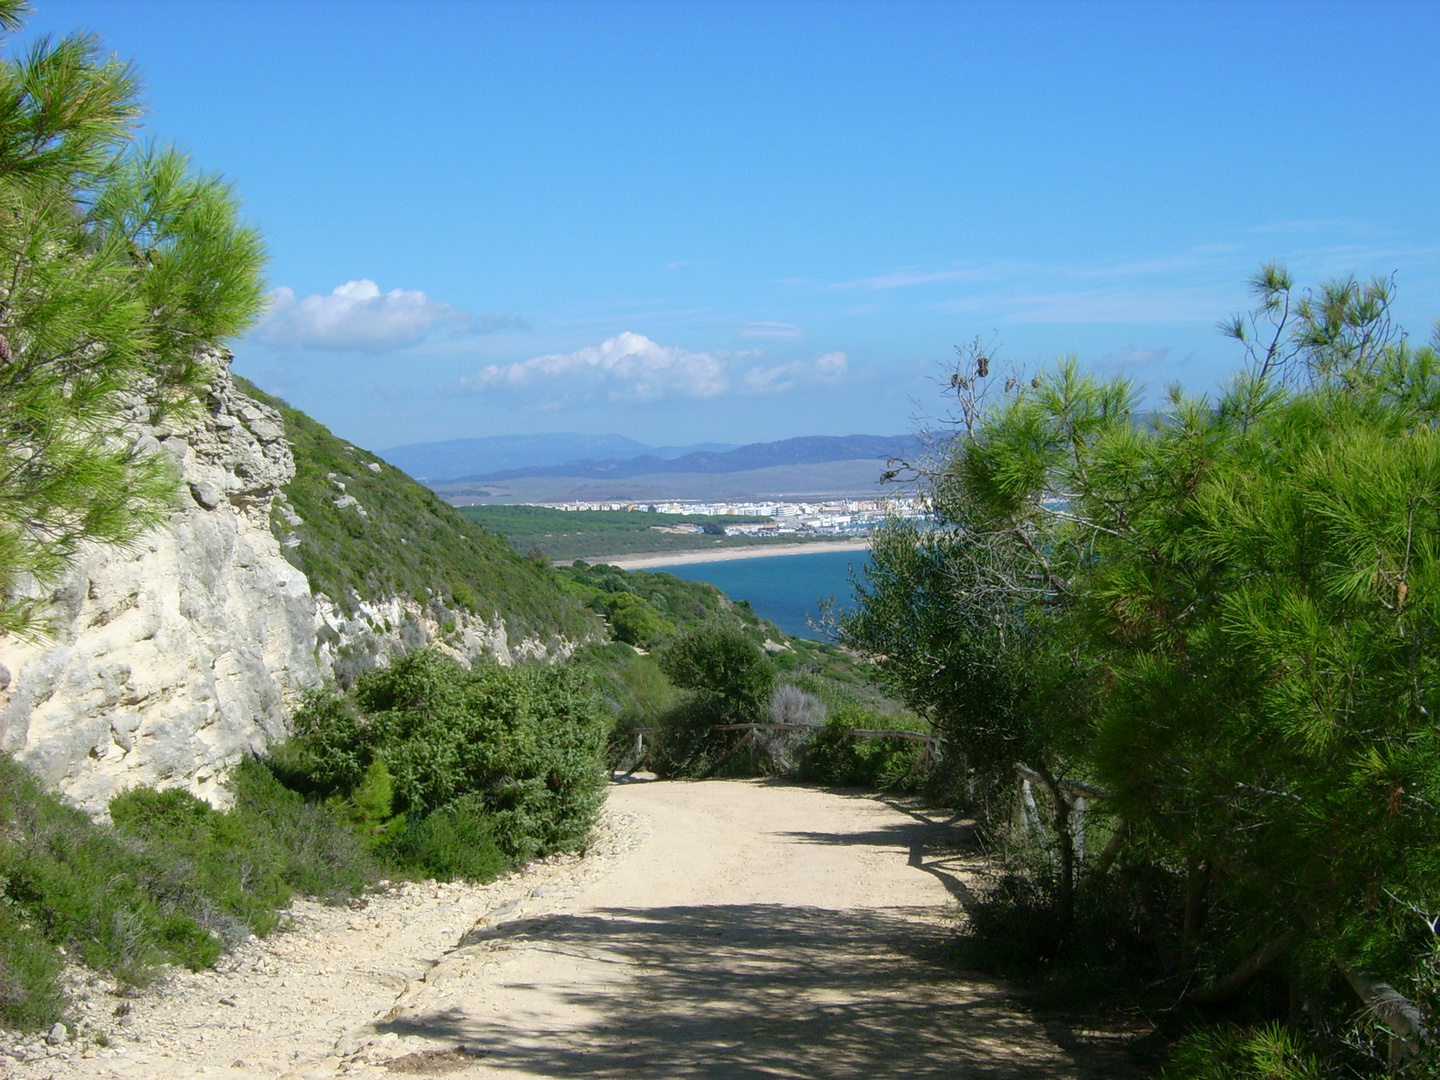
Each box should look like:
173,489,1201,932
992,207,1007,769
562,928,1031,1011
379,902,1078,1078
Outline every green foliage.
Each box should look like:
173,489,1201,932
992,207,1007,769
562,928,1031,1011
797,704,923,790
1163,1024,1325,1080
378,795,508,882
237,377,599,651
0,753,368,1029
328,759,404,851
649,624,776,775
0,897,66,1032
0,13,267,638
842,275,1440,1073
595,590,674,647
659,623,775,715
287,650,611,868
456,504,810,562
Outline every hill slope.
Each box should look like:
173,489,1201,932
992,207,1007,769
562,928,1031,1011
235,378,598,645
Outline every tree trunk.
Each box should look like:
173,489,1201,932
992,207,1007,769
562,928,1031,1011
1193,931,1294,1005
1181,854,1210,963
1034,763,1075,931
1089,825,1125,879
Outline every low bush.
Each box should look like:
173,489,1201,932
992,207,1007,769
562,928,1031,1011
1162,1024,1325,1080
378,794,509,881
0,895,66,1032
798,703,925,790
0,753,369,1030
285,650,611,870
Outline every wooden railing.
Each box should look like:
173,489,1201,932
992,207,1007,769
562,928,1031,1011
614,723,941,777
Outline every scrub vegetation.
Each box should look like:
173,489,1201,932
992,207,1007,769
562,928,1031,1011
840,269,1440,1076
0,649,614,1030
456,504,844,563
559,560,927,784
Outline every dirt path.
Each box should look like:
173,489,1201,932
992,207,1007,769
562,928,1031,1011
1,781,1108,1079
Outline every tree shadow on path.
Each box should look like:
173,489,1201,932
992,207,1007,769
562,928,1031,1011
379,902,1087,1079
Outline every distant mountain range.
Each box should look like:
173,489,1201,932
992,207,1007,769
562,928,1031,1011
379,434,739,484
453,434,922,483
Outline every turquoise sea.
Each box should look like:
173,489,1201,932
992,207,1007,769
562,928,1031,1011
655,549,869,640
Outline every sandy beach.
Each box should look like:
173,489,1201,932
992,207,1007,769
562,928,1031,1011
575,538,871,570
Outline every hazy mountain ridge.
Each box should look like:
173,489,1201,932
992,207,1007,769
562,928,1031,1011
381,434,739,483
456,434,922,484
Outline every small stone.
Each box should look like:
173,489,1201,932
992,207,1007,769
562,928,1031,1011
119,1014,135,1028
45,1021,67,1045
232,1060,247,1068
189,480,224,509
219,995,237,1007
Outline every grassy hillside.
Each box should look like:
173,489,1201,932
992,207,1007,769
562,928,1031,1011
235,378,598,642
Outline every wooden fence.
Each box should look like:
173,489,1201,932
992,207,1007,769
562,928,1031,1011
614,723,942,778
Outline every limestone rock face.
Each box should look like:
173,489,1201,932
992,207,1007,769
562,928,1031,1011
0,355,320,814
0,355,579,814
313,593,565,689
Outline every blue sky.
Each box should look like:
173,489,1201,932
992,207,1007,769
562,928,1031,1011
23,0,1440,451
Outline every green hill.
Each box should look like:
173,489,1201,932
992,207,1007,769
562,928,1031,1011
235,378,598,645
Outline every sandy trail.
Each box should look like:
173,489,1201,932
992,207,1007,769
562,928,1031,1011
2,781,1104,1079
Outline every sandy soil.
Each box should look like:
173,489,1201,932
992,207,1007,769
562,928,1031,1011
0,780,1118,1080
588,540,870,571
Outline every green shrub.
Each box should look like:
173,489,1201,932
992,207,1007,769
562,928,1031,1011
798,704,923,789
286,650,611,871
596,591,673,647
378,795,509,881
328,759,404,851
0,752,371,1029
658,623,775,722
222,757,373,900
0,754,214,991
651,624,776,776
1162,1024,1325,1080
0,898,66,1031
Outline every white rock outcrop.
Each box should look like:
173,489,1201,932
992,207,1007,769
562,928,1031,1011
313,593,559,689
0,355,578,814
0,356,321,813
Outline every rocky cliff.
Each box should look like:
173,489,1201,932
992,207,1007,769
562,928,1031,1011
0,355,593,814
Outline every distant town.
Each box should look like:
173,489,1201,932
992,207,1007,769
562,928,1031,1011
530,496,930,537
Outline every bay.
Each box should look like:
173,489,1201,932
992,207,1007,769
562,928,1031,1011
654,549,869,640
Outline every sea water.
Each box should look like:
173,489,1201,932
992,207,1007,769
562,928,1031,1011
655,549,869,640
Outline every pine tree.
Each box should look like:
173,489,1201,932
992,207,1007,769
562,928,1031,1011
0,0,266,637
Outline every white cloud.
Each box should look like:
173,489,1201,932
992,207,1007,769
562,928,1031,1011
466,332,732,403
737,321,804,341
742,351,848,394
254,280,471,353
935,287,1228,324
462,332,848,405
1099,346,1171,369
830,267,1004,291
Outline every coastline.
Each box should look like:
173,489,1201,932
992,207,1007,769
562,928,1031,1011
570,538,871,570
